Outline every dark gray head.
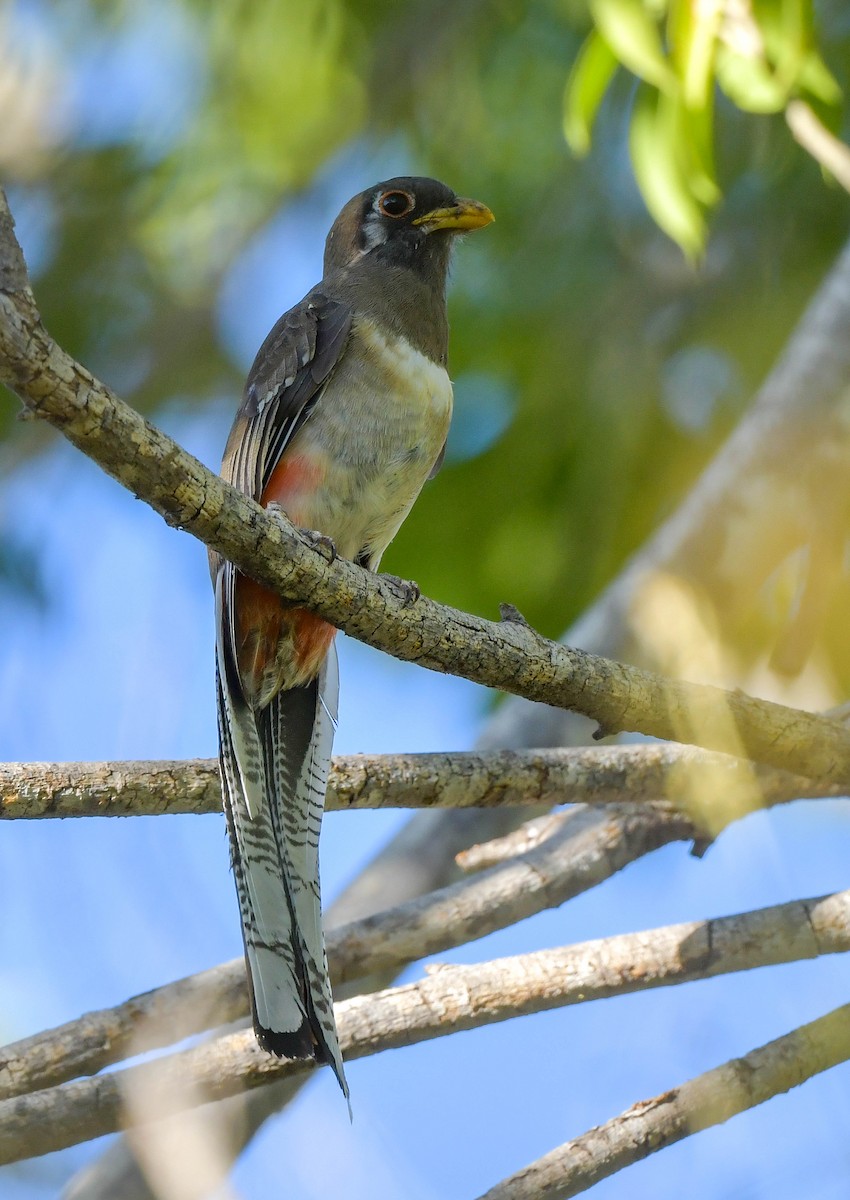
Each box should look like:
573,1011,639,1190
323,176,493,281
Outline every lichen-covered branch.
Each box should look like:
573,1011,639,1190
2,190,850,785
2,744,843,819
476,999,850,1199
2,889,849,1164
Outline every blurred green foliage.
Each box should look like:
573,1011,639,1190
566,0,842,255
2,0,850,680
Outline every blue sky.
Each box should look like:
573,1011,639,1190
3,3,850,1197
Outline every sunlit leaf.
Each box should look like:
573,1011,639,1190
756,0,806,86
678,96,720,207
797,49,842,106
715,45,791,113
668,0,721,110
563,31,619,155
629,83,706,258
590,0,677,93
717,0,841,114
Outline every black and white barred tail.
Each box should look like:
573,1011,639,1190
215,570,348,1104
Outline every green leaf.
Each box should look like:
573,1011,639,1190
563,31,619,155
755,0,806,88
716,0,841,113
590,0,677,93
629,83,706,258
797,49,842,106
678,96,720,207
715,44,791,113
668,0,721,111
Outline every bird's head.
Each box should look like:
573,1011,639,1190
323,177,494,280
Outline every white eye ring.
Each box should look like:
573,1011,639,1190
377,190,415,218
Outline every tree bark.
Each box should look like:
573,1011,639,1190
2,744,842,818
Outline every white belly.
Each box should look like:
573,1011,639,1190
295,316,453,566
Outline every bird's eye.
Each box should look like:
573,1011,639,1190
378,190,415,218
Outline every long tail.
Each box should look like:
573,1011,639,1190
215,570,348,1102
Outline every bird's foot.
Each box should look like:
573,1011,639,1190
383,574,421,606
499,602,530,626
265,501,288,523
265,505,337,562
303,528,338,563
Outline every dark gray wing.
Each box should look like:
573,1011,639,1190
221,290,353,500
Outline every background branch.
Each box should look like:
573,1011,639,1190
786,100,850,195
4,888,850,1164
1,804,694,1100
477,1001,850,1200
484,228,850,749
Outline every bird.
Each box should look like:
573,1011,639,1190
211,177,494,1104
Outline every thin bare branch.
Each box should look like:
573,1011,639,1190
0,805,690,1101
2,744,843,819
3,888,850,1164
476,999,850,1199
456,811,580,872
8,738,844,1102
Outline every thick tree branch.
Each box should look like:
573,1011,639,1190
2,889,849,1164
2,190,850,785
2,744,843,819
476,1000,850,1199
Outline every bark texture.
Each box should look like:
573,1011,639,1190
2,744,841,819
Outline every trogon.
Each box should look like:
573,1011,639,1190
211,177,493,1102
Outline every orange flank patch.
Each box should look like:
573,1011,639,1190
262,451,326,518
234,577,336,697
234,450,334,697
289,607,337,678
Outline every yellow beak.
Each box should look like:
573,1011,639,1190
412,197,495,233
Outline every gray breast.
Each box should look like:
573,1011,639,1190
295,316,453,564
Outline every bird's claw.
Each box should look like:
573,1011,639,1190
383,574,421,606
304,529,338,562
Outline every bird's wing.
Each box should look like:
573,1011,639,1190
216,290,352,699
214,293,351,1099
428,440,447,479
221,290,353,500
